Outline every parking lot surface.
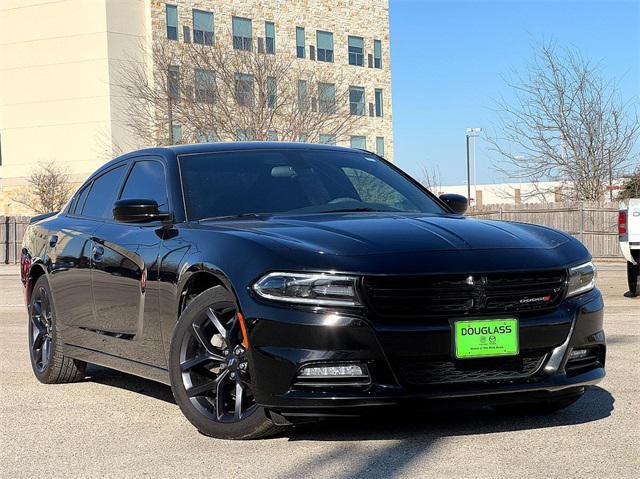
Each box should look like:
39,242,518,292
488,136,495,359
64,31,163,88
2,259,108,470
1,263,638,478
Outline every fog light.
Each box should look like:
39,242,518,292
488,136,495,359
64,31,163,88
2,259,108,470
569,348,589,360
299,364,365,377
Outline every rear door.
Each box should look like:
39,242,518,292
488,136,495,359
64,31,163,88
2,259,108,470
46,182,98,344
90,157,169,367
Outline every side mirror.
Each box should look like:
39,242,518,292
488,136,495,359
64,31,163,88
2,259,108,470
113,199,168,223
439,193,468,215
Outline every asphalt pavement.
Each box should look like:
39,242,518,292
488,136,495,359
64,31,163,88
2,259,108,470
1,263,638,478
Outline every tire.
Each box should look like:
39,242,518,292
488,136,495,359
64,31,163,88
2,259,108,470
169,286,284,440
28,275,86,383
495,391,584,414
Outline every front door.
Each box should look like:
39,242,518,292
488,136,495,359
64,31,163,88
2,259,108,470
90,158,170,367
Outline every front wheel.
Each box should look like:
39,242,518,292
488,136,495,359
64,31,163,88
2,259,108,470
169,286,284,440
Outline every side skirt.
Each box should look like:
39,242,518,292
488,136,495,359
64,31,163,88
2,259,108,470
64,343,171,385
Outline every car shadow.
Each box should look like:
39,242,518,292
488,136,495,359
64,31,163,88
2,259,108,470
279,386,614,478
84,364,176,404
286,386,613,442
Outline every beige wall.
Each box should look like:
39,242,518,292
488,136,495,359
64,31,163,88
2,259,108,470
0,0,148,214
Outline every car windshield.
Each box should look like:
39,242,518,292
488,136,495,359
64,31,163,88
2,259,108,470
179,148,446,220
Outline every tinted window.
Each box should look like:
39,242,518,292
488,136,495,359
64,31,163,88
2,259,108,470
71,184,91,215
82,165,126,219
179,149,444,220
120,161,168,209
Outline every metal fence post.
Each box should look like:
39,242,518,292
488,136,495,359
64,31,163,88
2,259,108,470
4,217,9,264
579,203,585,243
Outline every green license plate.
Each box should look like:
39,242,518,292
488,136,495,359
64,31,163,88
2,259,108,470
454,318,519,359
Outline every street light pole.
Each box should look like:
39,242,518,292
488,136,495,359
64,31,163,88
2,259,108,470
465,128,482,203
466,134,471,201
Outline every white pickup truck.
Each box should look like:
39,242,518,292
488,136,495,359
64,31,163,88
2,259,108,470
620,198,640,297
620,198,640,264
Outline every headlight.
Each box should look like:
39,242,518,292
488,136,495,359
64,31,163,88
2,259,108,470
566,261,597,298
252,272,362,307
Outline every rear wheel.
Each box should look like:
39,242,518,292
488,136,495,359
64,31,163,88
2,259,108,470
169,286,284,440
28,275,86,383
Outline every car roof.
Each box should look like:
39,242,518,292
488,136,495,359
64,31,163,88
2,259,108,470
93,142,369,177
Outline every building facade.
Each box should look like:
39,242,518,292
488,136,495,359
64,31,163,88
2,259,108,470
0,0,393,214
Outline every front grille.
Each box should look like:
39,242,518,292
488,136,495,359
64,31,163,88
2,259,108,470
395,353,547,386
362,270,566,318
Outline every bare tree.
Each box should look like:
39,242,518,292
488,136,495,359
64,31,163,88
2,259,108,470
489,43,639,201
117,40,362,146
419,164,442,194
619,168,640,200
12,161,73,214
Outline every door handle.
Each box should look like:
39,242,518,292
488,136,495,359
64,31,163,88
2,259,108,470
49,235,58,248
92,245,104,262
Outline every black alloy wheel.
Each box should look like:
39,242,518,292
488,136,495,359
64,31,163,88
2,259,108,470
169,286,283,439
27,275,86,383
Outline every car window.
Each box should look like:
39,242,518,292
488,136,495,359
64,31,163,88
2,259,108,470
120,160,168,209
179,149,445,220
81,165,127,219
342,168,415,211
71,183,91,215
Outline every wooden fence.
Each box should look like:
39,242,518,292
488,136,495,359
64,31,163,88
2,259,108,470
467,202,621,258
0,203,622,263
0,216,30,264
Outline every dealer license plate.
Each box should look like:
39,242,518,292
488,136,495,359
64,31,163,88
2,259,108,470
453,318,519,359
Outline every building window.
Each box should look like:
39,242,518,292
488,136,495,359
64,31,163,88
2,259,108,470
296,27,305,58
374,40,382,68
168,65,180,98
374,88,383,117
171,124,183,144
266,76,277,108
232,17,252,51
319,134,336,145
350,136,366,150
166,5,178,40
266,130,278,141
236,129,253,141
348,36,364,66
297,80,307,111
376,137,385,156
316,31,334,62
196,131,217,143
318,83,336,113
195,69,215,103
265,22,275,54
193,10,213,45
349,86,365,116
235,73,254,106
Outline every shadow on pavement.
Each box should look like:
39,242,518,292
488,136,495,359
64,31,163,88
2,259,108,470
286,386,613,442
84,364,176,404
280,386,613,478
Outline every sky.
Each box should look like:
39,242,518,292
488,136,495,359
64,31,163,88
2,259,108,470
389,0,640,186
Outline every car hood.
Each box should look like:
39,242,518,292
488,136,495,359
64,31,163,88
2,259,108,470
200,212,573,256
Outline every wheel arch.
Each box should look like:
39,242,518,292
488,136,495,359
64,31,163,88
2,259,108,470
176,264,241,318
26,260,48,304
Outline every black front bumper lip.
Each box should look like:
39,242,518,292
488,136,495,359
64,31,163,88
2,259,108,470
262,367,605,412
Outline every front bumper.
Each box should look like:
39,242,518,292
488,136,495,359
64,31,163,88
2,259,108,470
244,288,605,418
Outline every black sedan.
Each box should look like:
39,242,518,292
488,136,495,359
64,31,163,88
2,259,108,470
21,143,605,439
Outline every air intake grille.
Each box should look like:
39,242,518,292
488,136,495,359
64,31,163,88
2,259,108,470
395,354,546,386
362,270,566,318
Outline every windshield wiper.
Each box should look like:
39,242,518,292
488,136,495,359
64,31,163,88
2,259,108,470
316,207,384,214
198,212,268,222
